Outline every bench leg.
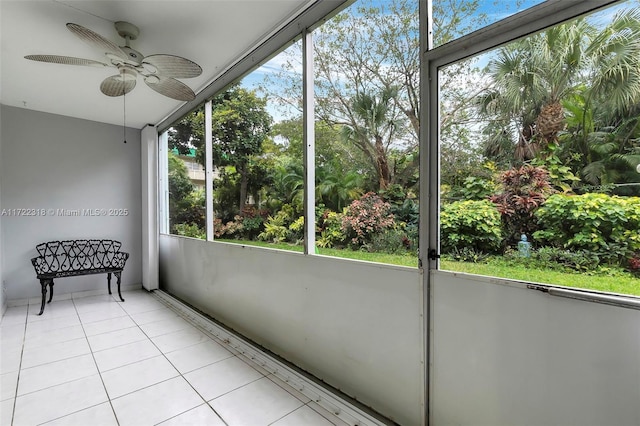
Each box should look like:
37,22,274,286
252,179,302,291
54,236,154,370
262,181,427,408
47,281,54,303
107,273,112,295
38,279,52,315
114,272,125,302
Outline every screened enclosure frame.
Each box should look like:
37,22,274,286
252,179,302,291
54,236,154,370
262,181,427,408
152,2,639,424
421,0,638,324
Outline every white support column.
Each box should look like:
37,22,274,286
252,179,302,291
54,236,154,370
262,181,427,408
303,28,315,254
421,2,434,425
158,131,169,234
205,100,214,241
141,125,159,291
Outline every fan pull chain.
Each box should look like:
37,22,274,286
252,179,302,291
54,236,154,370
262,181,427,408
122,80,127,144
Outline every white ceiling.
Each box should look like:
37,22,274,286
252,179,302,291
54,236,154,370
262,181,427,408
0,0,312,129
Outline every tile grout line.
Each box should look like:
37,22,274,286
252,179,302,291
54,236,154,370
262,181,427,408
73,294,122,426
8,291,348,425
152,289,390,426
123,294,311,425
123,302,216,412
131,313,233,426
6,295,132,425
266,403,307,426
146,296,312,423
9,306,29,426
263,374,343,426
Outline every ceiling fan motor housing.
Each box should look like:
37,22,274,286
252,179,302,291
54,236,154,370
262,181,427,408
114,21,139,41
118,46,144,65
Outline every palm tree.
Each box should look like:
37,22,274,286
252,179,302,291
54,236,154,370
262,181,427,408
480,18,595,161
316,161,364,211
480,6,640,192
587,9,640,120
564,9,640,188
263,159,305,212
342,87,401,190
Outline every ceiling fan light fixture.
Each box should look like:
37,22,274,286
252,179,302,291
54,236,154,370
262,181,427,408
141,62,158,74
118,67,137,81
106,53,123,64
145,75,160,84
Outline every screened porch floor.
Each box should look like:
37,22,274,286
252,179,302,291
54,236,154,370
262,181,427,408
1,290,348,426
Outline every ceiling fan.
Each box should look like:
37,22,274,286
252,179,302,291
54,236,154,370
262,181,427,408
25,21,202,101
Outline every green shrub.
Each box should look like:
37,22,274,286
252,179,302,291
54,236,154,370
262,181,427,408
370,229,413,255
173,223,205,239
288,216,305,242
257,204,303,244
534,193,640,263
241,215,264,239
534,247,600,271
258,210,290,243
460,176,497,200
443,247,491,263
440,200,502,254
316,211,346,248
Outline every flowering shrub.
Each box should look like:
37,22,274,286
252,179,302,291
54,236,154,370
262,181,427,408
213,216,244,238
629,255,640,274
213,208,267,240
490,165,555,243
341,192,395,247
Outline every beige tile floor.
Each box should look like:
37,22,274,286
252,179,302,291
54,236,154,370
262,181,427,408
0,290,347,426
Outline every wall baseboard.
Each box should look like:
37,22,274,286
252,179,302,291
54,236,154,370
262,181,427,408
6,283,142,307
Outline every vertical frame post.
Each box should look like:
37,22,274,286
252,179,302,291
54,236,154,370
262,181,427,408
303,28,316,254
158,131,169,234
205,100,214,241
141,124,159,291
420,0,435,425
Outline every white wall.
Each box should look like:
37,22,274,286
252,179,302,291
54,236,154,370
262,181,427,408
159,235,425,426
0,106,4,315
0,105,142,300
431,270,640,426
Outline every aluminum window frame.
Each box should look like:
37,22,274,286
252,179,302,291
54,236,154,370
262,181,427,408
421,0,639,317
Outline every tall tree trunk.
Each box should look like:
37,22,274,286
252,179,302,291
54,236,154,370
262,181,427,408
239,164,248,214
375,135,390,189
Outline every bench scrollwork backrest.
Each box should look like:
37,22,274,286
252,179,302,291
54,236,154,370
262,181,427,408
32,240,128,276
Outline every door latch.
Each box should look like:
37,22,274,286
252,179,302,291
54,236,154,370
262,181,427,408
428,249,440,261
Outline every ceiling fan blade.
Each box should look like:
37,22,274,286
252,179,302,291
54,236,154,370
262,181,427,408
66,23,127,61
145,76,196,101
100,75,136,97
142,54,202,78
25,55,109,67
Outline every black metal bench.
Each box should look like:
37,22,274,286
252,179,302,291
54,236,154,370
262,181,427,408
31,240,129,315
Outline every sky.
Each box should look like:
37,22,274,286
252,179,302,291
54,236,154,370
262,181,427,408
234,0,636,123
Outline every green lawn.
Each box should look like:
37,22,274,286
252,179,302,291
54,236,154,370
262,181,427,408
216,238,640,296
216,238,419,267
440,260,640,296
